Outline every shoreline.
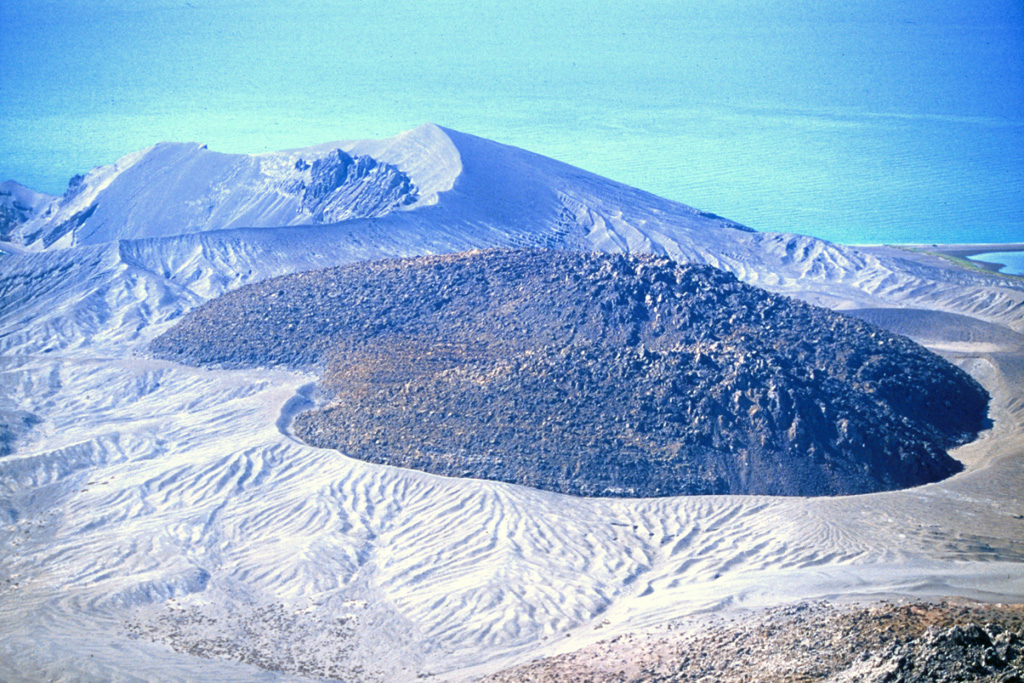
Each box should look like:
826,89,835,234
866,242,1024,275
883,242,1024,254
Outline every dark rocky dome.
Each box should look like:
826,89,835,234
151,249,989,497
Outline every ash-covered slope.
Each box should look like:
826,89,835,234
152,250,988,497
10,123,1022,345
5,123,752,253
0,180,51,242
7,128,451,248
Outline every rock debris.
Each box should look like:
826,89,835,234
152,249,988,497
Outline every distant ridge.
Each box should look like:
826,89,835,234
6,128,452,248
152,249,988,497
4,124,1023,358
4,123,747,250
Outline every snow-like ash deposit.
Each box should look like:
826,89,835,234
152,249,987,497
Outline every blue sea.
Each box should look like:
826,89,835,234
971,251,1024,276
1,0,1022,245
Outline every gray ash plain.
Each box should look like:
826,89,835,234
151,249,988,497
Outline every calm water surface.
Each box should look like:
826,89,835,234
970,251,1024,276
1,0,1022,245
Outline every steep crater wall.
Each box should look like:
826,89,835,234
298,148,418,222
151,250,989,497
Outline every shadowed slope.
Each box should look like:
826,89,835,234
0,181,51,242
152,250,987,497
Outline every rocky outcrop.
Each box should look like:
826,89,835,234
151,249,989,497
859,621,1024,683
300,148,418,222
480,601,1024,683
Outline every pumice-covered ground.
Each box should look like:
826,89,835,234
0,126,1022,682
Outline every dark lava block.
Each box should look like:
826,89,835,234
151,249,989,497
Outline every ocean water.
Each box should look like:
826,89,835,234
970,251,1024,276
1,0,1022,245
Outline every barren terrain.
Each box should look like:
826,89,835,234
0,126,1021,681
